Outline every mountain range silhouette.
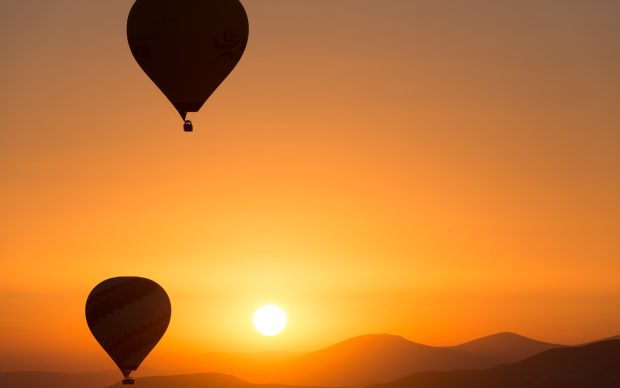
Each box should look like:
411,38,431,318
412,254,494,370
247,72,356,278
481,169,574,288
273,332,559,385
372,339,620,388
1,333,617,388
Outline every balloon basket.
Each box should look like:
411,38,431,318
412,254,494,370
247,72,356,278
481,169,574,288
183,120,193,132
122,377,135,385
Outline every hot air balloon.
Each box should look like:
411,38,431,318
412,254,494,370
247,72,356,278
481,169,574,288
85,277,171,385
127,0,249,132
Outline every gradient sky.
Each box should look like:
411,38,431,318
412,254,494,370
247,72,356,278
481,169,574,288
1,0,619,366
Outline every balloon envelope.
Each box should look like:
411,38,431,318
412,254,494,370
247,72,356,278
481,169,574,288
127,0,249,120
85,277,171,381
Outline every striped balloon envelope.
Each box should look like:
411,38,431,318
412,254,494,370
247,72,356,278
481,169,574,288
85,277,171,385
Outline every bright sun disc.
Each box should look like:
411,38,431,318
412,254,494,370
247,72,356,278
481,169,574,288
253,305,287,336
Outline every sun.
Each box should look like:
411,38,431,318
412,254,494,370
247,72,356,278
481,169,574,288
253,305,287,336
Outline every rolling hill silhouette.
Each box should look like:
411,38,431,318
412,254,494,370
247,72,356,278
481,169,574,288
2,333,615,388
100,340,620,387
106,373,309,388
0,370,120,388
272,332,558,386
372,340,620,388
106,340,620,388
449,332,559,363
586,334,620,344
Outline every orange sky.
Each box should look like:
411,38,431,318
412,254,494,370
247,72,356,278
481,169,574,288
1,0,619,365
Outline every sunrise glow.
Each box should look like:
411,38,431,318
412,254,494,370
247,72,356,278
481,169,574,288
1,4,619,383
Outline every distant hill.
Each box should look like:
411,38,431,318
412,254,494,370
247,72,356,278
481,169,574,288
0,333,563,387
107,373,313,388
605,335,620,341
450,332,559,363
371,340,620,388
272,333,559,386
0,370,120,388
582,334,620,344
3,333,617,387
106,342,620,387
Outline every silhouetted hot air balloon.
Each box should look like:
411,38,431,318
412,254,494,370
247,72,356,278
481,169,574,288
85,277,171,385
127,0,249,132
